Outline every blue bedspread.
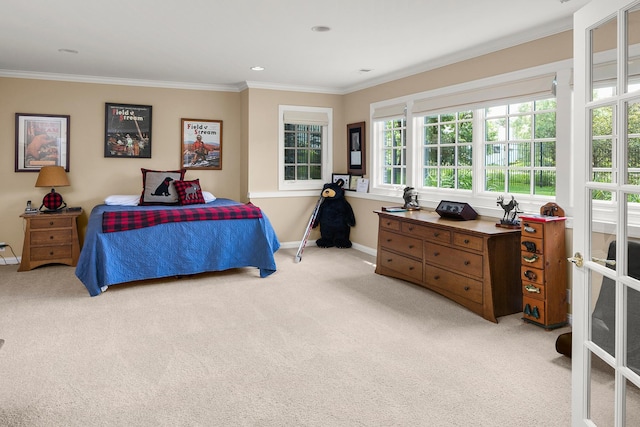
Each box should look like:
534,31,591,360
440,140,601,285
75,198,280,296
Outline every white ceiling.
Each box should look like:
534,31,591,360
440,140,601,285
0,0,590,93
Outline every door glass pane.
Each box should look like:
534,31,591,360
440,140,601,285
592,105,616,183
628,101,640,184
590,189,617,359
626,378,640,424
626,5,640,94
591,16,618,101
589,351,616,426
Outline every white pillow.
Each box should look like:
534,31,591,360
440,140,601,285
105,192,215,205
203,191,216,203
104,195,140,206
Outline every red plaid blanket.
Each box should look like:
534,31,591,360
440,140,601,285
102,203,263,233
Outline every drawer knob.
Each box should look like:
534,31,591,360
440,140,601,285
532,306,540,319
434,275,440,280
433,252,440,256
464,260,470,266
49,251,54,256
433,232,440,237
524,225,536,233
464,239,470,244
387,258,392,262
50,236,54,240
386,238,392,242
408,244,414,249
408,266,414,271
522,241,537,253
464,286,470,291
522,254,539,263
408,226,414,231
525,284,541,293
524,270,537,281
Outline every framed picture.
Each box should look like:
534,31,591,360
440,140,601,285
181,118,223,170
348,175,361,191
15,113,70,172
347,121,366,176
332,173,350,189
104,103,152,158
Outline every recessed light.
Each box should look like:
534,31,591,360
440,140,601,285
58,48,78,54
311,26,331,32
250,66,265,71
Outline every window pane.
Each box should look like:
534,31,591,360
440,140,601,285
592,106,614,136
297,165,308,179
535,112,556,138
284,148,295,164
425,125,438,144
508,170,530,194
509,115,532,140
440,168,455,188
592,139,613,170
486,144,505,166
284,132,295,147
283,121,324,183
441,146,455,165
424,147,438,166
509,142,531,167
485,170,505,192
534,170,556,196
310,165,322,180
285,165,295,180
440,123,456,143
424,168,438,187
486,118,506,142
534,141,556,167
486,105,507,117
510,102,532,113
458,169,472,190
297,150,308,163
459,121,473,142
458,145,472,166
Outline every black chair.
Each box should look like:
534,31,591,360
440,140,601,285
556,240,640,373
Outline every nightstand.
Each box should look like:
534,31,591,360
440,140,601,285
18,209,82,272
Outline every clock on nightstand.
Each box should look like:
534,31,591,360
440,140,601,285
435,200,478,220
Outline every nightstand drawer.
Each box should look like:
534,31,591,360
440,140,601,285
30,229,72,246
521,252,544,269
30,245,72,261
522,282,546,300
29,217,73,230
521,266,544,285
379,217,401,231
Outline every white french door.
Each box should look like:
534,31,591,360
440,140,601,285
573,0,640,425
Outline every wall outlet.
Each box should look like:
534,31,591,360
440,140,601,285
0,242,5,252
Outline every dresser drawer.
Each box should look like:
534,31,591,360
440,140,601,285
378,248,422,281
523,296,546,324
379,217,401,231
522,282,546,300
424,242,483,278
403,223,451,244
29,217,73,230
521,221,544,238
425,265,483,304
521,251,544,269
30,229,72,246
521,236,543,255
30,245,73,261
378,229,422,259
521,266,544,285
453,232,483,252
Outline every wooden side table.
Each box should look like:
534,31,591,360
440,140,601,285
18,209,82,272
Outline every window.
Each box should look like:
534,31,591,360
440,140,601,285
483,98,557,196
370,65,569,214
279,106,332,191
421,111,473,190
378,118,407,186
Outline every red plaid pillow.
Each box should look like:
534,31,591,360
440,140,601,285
173,179,205,205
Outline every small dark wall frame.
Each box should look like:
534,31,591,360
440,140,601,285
104,103,152,158
347,121,366,176
15,113,70,172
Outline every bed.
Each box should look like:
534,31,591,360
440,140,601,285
75,197,280,296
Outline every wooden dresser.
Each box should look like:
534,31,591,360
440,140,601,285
375,210,521,323
519,214,568,329
18,209,82,272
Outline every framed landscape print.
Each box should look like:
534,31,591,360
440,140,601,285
104,103,152,158
15,113,70,172
181,118,222,170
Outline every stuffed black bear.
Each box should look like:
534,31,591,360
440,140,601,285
312,179,356,248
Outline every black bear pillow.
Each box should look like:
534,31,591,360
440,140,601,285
139,168,185,206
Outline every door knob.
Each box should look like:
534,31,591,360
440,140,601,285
568,252,584,267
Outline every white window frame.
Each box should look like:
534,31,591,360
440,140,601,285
278,105,333,191
369,62,573,217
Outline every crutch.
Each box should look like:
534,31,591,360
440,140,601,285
294,196,323,263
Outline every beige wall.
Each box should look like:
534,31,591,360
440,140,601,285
1,30,576,262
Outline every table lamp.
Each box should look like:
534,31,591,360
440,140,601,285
35,166,70,212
